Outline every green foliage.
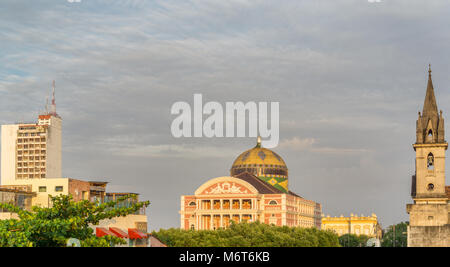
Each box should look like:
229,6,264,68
152,221,340,247
0,194,149,247
381,222,408,247
338,233,370,247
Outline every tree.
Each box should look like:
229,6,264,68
152,221,340,247
381,222,408,247
0,194,149,247
338,234,370,247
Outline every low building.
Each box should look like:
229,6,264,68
321,213,382,239
89,181,108,202
94,192,148,234
2,177,91,207
0,185,35,220
1,178,148,246
95,227,166,247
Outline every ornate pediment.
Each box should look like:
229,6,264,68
194,176,259,196
202,182,251,195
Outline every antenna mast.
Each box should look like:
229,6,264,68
51,80,57,116
45,96,49,114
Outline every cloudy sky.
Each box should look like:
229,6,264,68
2,0,450,231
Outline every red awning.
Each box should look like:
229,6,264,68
96,227,117,238
109,227,129,238
128,228,147,239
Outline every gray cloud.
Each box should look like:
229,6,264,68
1,0,450,230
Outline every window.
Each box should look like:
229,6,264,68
55,186,63,192
269,200,278,205
427,183,434,191
427,153,434,170
39,186,46,192
188,201,196,206
426,129,433,142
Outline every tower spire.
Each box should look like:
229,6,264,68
256,136,262,148
422,64,438,118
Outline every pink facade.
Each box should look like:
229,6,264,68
180,174,321,230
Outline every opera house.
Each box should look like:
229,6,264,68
180,137,322,230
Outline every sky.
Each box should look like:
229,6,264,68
1,0,450,231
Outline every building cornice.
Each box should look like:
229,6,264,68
413,143,448,150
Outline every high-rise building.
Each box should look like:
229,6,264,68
1,81,61,185
407,66,450,247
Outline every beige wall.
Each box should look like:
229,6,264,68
414,144,447,198
6,178,70,207
1,124,19,185
44,116,62,178
407,143,449,246
407,224,450,247
0,212,19,220
407,203,449,227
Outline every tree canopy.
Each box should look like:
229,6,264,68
338,233,370,247
0,194,149,247
381,222,408,247
152,222,340,247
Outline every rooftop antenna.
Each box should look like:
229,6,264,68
45,96,49,114
51,80,57,116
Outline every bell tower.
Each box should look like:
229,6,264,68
413,65,448,200
407,66,450,247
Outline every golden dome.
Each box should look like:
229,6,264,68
232,147,287,168
230,137,288,192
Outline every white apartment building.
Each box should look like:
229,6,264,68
1,113,61,185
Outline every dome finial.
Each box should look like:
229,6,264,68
256,136,262,148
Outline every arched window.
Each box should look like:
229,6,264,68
426,129,433,142
427,183,434,191
269,200,278,205
190,224,195,230
189,201,196,206
427,153,434,170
